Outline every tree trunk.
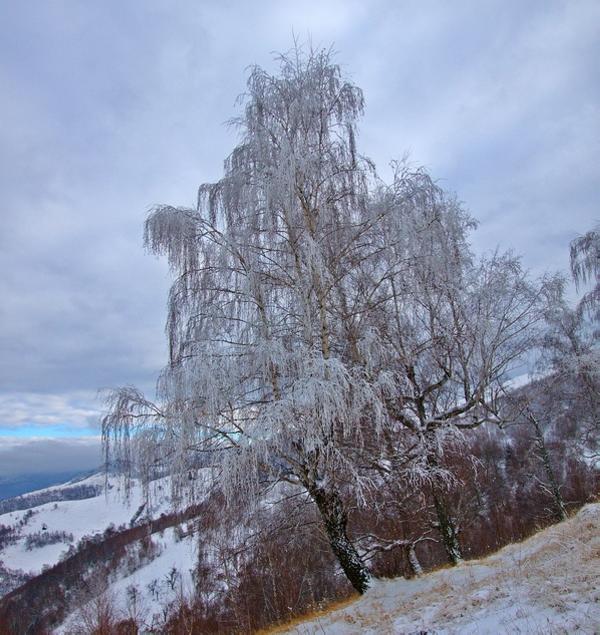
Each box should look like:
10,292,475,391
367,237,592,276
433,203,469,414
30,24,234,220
432,489,463,565
308,483,372,594
423,429,463,566
529,412,567,522
406,543,423,577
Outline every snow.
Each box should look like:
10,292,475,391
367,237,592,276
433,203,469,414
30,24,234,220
503,372,532,391
0,472,175,576
279,503,600,634
4,473,598,634
57,526,199,634
1,471,211,633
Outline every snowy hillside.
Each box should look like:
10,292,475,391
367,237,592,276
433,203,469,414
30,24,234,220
0,472,171,581
0,471,209,633
277,503,600,634
57,522,200,634
2,474,598,634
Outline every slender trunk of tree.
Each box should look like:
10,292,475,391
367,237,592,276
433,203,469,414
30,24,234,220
432,488,463,565
423,429,463,565
528,412,567,522
406,543,423,577
308,483,372,594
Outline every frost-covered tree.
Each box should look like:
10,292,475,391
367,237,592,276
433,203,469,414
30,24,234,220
499,261,599,524
351,165,543,563
105,46,386,594
103,44,544,593
570,223,599,320
538,274,600,457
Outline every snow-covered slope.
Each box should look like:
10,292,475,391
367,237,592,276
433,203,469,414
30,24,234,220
57,524,200,634
277,503,600,634
3,475,598,634
0,470,210,633
0,472,174,579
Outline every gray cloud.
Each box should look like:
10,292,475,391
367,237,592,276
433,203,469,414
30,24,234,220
0,437,101,477
0,392,100,431
0,1,598,444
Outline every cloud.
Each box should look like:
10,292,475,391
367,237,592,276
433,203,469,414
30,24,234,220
0,0,597,440
0,436,101,477
0,392,101,432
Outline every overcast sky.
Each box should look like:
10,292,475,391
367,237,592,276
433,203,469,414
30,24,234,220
0,0,598,477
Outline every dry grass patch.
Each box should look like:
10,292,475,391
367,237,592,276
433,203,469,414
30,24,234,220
275,503,600,634
257,593,359,635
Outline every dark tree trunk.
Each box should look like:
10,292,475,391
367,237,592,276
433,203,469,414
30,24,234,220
423,429,463,565
432,488,463,565
308,483,372,594
529,412,567,522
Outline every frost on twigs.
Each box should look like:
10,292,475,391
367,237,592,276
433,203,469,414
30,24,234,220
570,223,600,321
102,43,545,592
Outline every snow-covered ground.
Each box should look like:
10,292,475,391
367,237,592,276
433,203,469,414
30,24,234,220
3,474,598,634
279,503,600,634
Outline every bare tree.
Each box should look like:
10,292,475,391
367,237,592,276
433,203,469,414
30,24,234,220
352,166,544,563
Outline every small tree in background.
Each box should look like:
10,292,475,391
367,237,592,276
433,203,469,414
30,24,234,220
570,222,599,320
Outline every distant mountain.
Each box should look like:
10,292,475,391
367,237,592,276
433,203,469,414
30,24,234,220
0,471,93,501
0,472,103,515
